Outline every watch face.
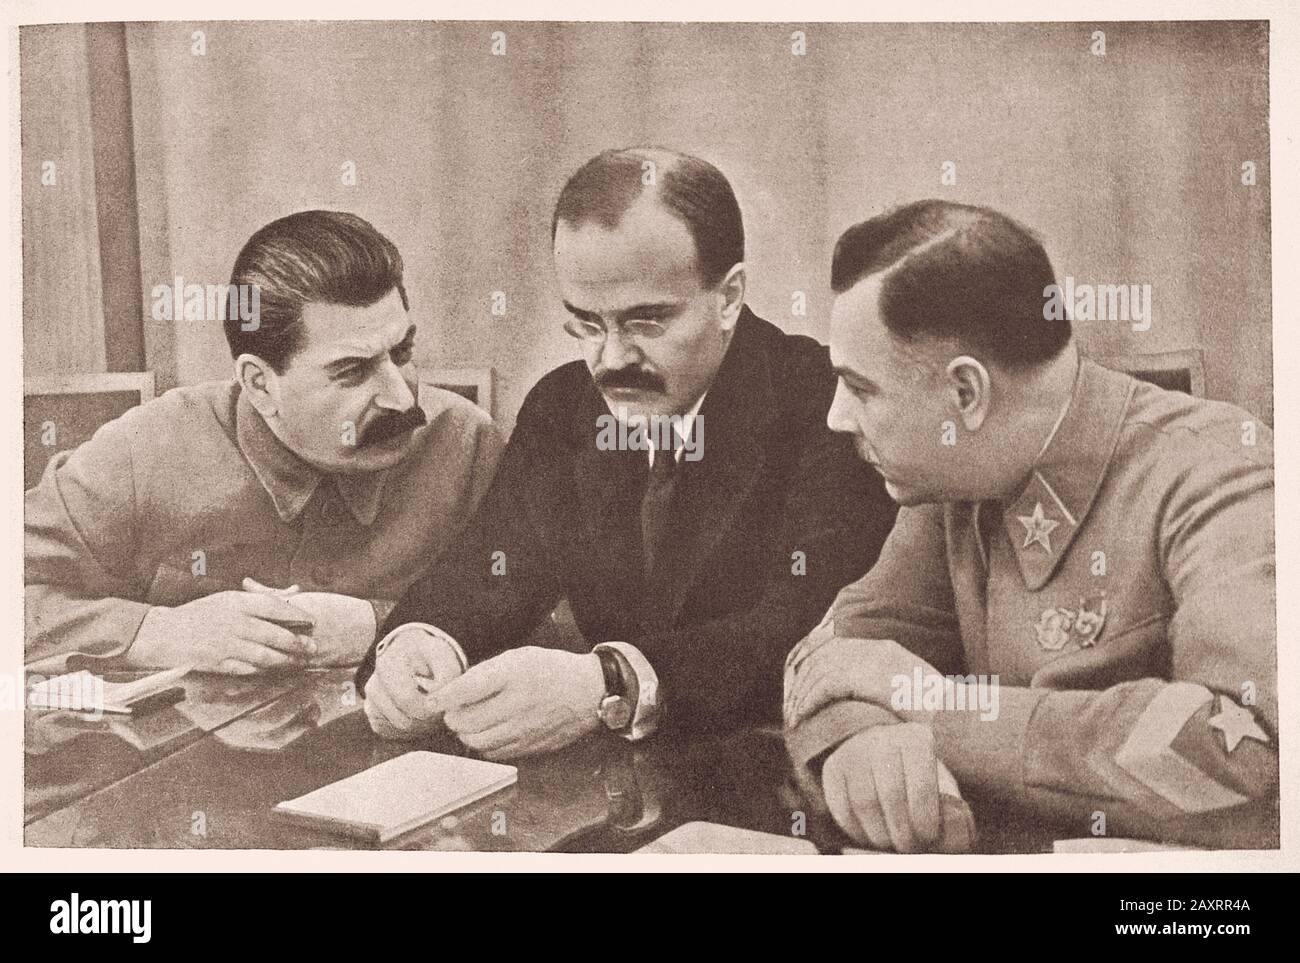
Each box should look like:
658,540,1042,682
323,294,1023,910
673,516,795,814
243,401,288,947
600,696,633,730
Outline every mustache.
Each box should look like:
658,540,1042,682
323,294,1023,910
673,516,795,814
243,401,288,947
594,367,666,394
360,405,427,446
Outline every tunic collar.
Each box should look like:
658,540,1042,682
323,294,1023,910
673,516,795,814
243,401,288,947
234,385,390,526
1000,358,1137,590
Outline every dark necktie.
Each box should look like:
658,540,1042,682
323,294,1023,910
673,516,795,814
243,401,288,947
640,449,678,575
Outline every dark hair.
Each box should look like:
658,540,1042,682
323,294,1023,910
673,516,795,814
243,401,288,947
224,210,408,372
831,200,1069,368
551,147,745,288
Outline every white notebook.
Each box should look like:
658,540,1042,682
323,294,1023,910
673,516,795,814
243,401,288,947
274,751,517,843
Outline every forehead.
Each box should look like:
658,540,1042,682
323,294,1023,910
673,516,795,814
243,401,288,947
553,194,701,308
829,274,897,376
295,288,410,358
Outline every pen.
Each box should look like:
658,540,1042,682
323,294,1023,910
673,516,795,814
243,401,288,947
264,616,315,632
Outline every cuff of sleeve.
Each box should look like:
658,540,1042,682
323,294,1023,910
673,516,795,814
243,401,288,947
368,600,397,641
924,684,1045,794
65,600,158,671
785,700,898,770
375,622,469,673
594,641,659,740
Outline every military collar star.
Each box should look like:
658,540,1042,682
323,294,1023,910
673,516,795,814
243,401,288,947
1000,359,1138,590
1017,502,1060,553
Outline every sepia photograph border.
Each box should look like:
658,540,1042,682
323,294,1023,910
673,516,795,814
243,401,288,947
2,0,1296,873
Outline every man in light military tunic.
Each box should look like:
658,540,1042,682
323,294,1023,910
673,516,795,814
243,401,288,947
25,211,502,675
783,200,1277,853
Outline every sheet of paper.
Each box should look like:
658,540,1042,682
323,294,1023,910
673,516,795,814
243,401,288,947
28,666,191,713
637,821,818,855
1053,838,1204,853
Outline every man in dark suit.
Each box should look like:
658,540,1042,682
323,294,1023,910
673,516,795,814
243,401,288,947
357,147,895,759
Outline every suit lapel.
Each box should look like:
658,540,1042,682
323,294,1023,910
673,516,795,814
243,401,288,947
648,308,776,624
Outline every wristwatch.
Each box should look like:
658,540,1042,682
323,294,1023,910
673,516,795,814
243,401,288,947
596,647,634,732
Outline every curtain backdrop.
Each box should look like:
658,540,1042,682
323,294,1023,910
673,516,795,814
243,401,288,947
23,21,1272,429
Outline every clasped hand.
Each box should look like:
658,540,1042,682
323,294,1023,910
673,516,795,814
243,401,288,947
787,635,972,853
786,636,942,726
364,637,606,761
130,578,376,674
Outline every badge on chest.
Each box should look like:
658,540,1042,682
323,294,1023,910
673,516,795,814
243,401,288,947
1033,592,1108,651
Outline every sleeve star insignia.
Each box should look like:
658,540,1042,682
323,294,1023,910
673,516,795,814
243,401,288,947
1017,501,1060,553
1208,696,1270,753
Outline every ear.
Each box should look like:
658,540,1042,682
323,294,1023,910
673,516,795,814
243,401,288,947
235,353,279,419
944,355,992,432
717,262,746,331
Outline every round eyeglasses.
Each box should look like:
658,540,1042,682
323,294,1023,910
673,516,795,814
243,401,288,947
563,317,670,342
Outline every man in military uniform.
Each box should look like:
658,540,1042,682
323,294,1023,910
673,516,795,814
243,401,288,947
783,200,1277,852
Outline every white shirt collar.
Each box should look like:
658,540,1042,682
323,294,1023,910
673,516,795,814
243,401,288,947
647,391,707,468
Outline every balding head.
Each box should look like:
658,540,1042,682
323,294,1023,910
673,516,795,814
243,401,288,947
551,147,744,288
